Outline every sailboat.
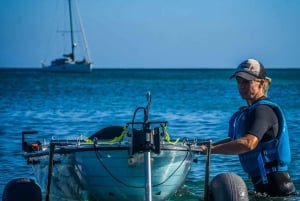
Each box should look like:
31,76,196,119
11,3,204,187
41,0,92,73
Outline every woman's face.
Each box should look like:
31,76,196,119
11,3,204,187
236,76,264,102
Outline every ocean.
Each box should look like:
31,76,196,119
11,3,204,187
0,68,300,201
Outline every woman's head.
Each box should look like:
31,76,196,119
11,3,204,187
231,59,272,103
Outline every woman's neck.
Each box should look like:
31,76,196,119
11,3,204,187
247,94,266,106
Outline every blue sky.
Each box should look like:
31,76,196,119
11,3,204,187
1,0,300,68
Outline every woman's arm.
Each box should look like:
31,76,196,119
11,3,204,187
200,134,259,155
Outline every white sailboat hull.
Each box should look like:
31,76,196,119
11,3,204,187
42,62,92,73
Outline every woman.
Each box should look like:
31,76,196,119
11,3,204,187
200,58,295,196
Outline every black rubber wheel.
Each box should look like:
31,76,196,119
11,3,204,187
2,178,42,201
209,172,249,201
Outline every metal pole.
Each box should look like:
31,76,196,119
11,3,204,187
46,143,55,201
144,91,152,201
144,150,152,201
204,141,212,201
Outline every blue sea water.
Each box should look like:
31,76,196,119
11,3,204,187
0,68,300,201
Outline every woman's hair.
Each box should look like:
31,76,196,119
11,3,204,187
262,76,272,97
255,76,272,97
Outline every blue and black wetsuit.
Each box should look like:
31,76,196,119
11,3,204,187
228,98,295,196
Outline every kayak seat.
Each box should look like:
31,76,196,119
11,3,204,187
89,126,124,140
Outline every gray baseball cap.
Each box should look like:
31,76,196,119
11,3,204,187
230,58,266,80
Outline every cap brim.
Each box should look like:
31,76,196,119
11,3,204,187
230,71,257,81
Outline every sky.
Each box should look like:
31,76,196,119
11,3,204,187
0,0,300,69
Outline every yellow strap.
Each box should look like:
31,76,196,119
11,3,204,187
84,126,128,144
84,138,93,143
162,124,179,145
84,125,179,145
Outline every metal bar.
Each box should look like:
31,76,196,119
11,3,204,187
45,143,55,201
204,141,212,201
144,91,152,201
144,150,152,201
126,121,168,125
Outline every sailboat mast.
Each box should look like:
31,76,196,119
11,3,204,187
68,0,75,61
